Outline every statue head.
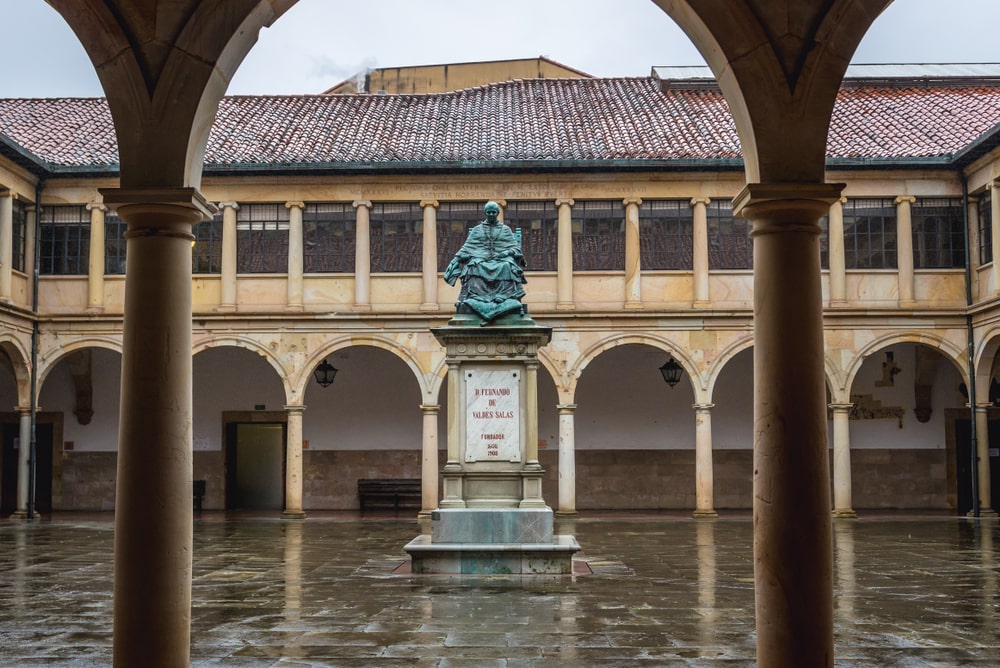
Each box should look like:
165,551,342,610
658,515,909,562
483,201,500,223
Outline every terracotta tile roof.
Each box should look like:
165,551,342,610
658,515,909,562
2,77,1000,171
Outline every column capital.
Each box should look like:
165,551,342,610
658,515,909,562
420,403,440,415
218,201,239,210
86,201,107,212
419,199,439,209
100,187,217,220
352,199,372,210
829,403,854,412
622,197,643,207
975,403,993,413
285,201,305,211
692,403,715,412
494,199,507,209
893,195,916,206
557,403,577,414
733,182,846,234
690,197,710,207
989,180,1000,191
838,196,848,205
555,198,575,208
283,404,307,414
0,189,11,199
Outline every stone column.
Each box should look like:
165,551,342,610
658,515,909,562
991,181,1000,295
86,201,106,312
975,404,996,515
733,182,842,668
353,200,372,311
828,197,847,306
830,403,856,518
420,200,439,311
0,191,12,303
556,198,575,309
218,201,238,311
693,403,718,518
11,408,33,518
419,404,440,517
691,198,710,307
623,198,643,309
285,201,304,311
557,403,578,517
283,405,306,519
101,186,214,668
895,195,916,306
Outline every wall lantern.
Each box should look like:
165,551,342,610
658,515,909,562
659,356,683,388
313,359,338,388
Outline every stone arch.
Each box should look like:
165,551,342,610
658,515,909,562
704,334,754,402
845,332,968,395
193,334,290,397
36,336,122,395
0,336,31,407
974,325,1000,399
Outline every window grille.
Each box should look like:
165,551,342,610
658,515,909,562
104,211,127,275
979,192,992,265
11,199,26,273
304,203,355,273
370,202,422,272
843,198,897,269
818,214,829,270
436,202,483,272
707,200,752,270
237,203,289,273
638,200,693,270
39,205,89,275
503,201,557,271
572,200,624,271
912,198,964,269
193,213,223,274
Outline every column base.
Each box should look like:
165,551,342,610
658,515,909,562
624,301,643,310
419,302,439,311
967,508,999,518
352,304,372,312
554,509,579,518
829,299,848,308
286,304,304,312
692,509,718,519
556,302,575,310
85,305,105,314
898,300,917,309
216,304,237,313
9,510,39,519
692,300,711,309
833,508,858,519
281,510,307,520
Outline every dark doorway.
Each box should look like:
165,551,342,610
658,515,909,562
955,418,1000,514
2,420,54,515
224,421,285,510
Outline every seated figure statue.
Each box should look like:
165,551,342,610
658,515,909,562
444,201,527,324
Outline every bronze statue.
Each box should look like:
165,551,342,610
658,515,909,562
444,201,527,323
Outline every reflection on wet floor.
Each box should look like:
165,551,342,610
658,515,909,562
0,514,998,666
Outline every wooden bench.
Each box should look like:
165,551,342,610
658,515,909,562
357,478,421,514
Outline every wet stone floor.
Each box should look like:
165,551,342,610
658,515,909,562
0,514,998,667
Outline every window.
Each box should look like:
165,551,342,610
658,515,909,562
572,200,624,271
39,205,89,275
370,203,422,272
912,198,964,269
843,198,896,269
818,214,829,270
104,211,127,275
503,201,557,271
304,203,355,273
979,191,992,265
193,213,223,274
11,199,26,273
639,200,693,270
708,200,752,269
436,202,483,272
237,204,288,273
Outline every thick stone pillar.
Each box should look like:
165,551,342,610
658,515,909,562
353,200,372,311
623,198,642,309
830,403,856,518
693,403,718,518
419,403,440,517
555,198,575,309
86,201,106,312
11,408,33,518
283,405,306,519
0,191,12,303
285,201,304,311
556,404,577,516
734,182,842,668
975,405,996,515
219,201,238,311
101,187,214,668
895,195,916,306
828,198,847,306
991,182,1000,296
691,198,710,307
420,200,439,311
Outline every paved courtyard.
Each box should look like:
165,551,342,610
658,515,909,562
0,513,997,666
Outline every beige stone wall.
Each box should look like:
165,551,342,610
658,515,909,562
55,452,116,510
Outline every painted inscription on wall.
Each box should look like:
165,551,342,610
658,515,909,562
465,368,521,462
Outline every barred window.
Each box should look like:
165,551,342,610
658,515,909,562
572,200,624,271
11,199,26,273
104,211,127,275
708,200,752,270
436,202,483,272
843,198,897,269
912,198,964,269
370,202,422,272
818,214,829,270
304,203,355,273
237,204,289,273
639,200,693,270
193,213,223,274
979,192,992,265
504,201,557,271
39,205,89,275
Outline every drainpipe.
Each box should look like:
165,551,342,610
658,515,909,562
27,179,43,520
963,176,981,518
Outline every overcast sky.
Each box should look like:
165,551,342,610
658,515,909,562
3,0,1000,97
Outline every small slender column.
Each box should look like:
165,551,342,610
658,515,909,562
975,404,996,515
830,403,856,518
691,198,710,307
11,408,33,518
440,361,465,507
86,201,106,312
734,182,842,668
693,403,718,518
353,200,372,311
218,201,238,311
991,182,1000,295
285,202,305,311
556,404,578,517
419,404,440,517
828,197,847,306
624,198,643,309
282,405,306,519
420,200,439,311
0,191,12,302
555,198,575,309
895,195,916,306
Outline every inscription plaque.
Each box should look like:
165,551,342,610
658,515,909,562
465,367,521,462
